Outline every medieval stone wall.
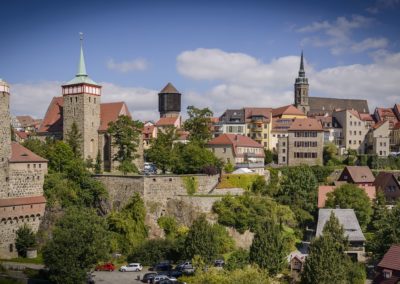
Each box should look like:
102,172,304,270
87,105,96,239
8,162,47,198
0,90,11,199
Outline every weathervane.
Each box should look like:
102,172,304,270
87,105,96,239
79,32,84,41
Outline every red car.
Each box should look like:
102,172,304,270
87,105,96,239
95,263,116,272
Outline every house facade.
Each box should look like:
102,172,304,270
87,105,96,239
374,244,400,283
374,172,400,204
338,166,375,186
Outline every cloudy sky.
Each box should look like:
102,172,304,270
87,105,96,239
1,0,399,121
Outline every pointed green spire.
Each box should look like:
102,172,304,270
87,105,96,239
77,32,87,77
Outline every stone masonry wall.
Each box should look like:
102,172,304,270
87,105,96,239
8,162,47,198
0,90,11,199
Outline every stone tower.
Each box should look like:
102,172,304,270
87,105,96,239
62,34,101,160
158,82,181,118
0,79,11,198
294,52,310,115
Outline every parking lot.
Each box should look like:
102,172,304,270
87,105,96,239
92,268,149,284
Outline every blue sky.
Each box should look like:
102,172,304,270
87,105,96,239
1,0,399,120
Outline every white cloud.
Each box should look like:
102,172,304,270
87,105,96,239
107,58,148,73
367,0,400,13
297,15,388,55
9,81,159,122
177,48,400,115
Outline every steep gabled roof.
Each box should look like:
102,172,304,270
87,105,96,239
288,118,323,131
272,105,305,117
374,172,400,189
16,115,35,127
156,116,180,126
38,97,64,134
244,107,272,122
309,97,369,116
340,166,375,183
318,185,376,208
99,102,131,131
316,209,365,242
378,244,400,271
10,142,47,163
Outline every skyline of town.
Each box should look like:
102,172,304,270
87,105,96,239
1,0,399,121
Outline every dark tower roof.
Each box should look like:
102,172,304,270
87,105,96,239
299,51,305,78
160,82,180,94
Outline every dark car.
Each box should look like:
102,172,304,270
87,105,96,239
94,262,115,272
168,270,183,278
142,272,157,283
214,259,225,267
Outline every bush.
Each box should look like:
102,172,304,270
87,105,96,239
128,239,183,265
310,165,334,184
182,176,198,195
15,224,36,258
223,162,235,174
225,249,249,271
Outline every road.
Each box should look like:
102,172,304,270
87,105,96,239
92,268,150,284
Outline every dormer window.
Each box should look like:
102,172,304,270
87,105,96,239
383,269,392,279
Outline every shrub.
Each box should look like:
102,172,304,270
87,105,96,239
217,174,259,190
182,176,198,195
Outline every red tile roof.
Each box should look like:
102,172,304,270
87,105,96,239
0,196,46,207
271,117,294,132
272,105,305,117
318,185,376,208
159,82,180,94
372,120,387,130
374,172,400,189
10,142,47,163
38,97,64,134
244,107,272,122
99,102,131,131
340,166,375,183
289,118,323,131
208,134,263,148
359,113,374,121
38,97,131,133
394,122,400,130
156,116,180,126
378,244,400,271
16,115,36,127
16,131,29,140
142,125,155,135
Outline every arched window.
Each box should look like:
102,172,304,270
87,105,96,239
90,139,94,153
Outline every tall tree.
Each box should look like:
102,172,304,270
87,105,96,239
301,213,349,284
249,220,290,276
108,115,143,174
65,121,82,157
183,106,213,144
15,224,36,258
146,127,178,173
43,207,110,284
94,150,102,174
325,183,373,229
184,215,219,263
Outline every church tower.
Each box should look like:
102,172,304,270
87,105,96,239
62,34,101,160
294,52,310,114
0,79,11,198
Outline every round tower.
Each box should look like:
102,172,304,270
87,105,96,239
158,82,181,118
0,78,11,198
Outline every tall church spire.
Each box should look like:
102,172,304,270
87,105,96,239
77,32,87,77
299,51,305,78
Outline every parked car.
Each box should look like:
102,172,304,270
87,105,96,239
214,259,225,267
151,262,173,271
153,275,177,283
86,272,95,284
175,261,192,271
169,270,183,278
119,263,143,272
142,272,158,283
95,262,115,272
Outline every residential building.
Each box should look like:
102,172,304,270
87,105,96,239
337,166,375,186
142,121,157,149
216,109,246,137
278,118,324,166
314,115,343,146
392,122,400,152
316,209,366,262
14,115,37,132
207,134,265,175
155,116,182,133
293,52,369,116
374,244,400,283
373,172,400,204
0,78,48,259
374,106,399,129
366,120,390,157
37,37,141,172
244,107,272,148
318,185,376,208
332,109,369,154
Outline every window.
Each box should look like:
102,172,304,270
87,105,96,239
282,142,286,147
350,121,352,126
264,134,267,138
27,164,30,169
89,97,91,102
94,98,96,104
359,140,361,144
75,97,78,103
282,149,286,153
349,140,352,144
9,244,13,253
282,156,286,162
359,131,362,135
223,148,226,153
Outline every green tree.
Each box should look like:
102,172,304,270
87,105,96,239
146,127,178,173
23,139,47,158
158,216,178,239
251,175,267,195
301,213,349,284
184,215,219,263
264,149,274,165
15,224,36,258
183,106,213,145
249,221,290,276
94,150,102,174
107,193,148,253
45,141,76,173
108,115,143,174
325,184,373,229
223,162,235,174
43,207,109,284
323,142,338,165
225,249,249,271
278,166,318,227
65,121,82,157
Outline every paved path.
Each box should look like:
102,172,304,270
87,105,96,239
1,261,45,270
92,269,147,284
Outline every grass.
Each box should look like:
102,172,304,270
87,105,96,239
1,254,44,265
217,174,259,190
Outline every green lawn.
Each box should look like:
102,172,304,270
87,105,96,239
1,254,44,265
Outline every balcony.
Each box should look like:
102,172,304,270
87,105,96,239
251,127,263,132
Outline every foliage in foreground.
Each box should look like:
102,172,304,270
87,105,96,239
43,207,109,284
179,266,270,284
15,224,36,258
